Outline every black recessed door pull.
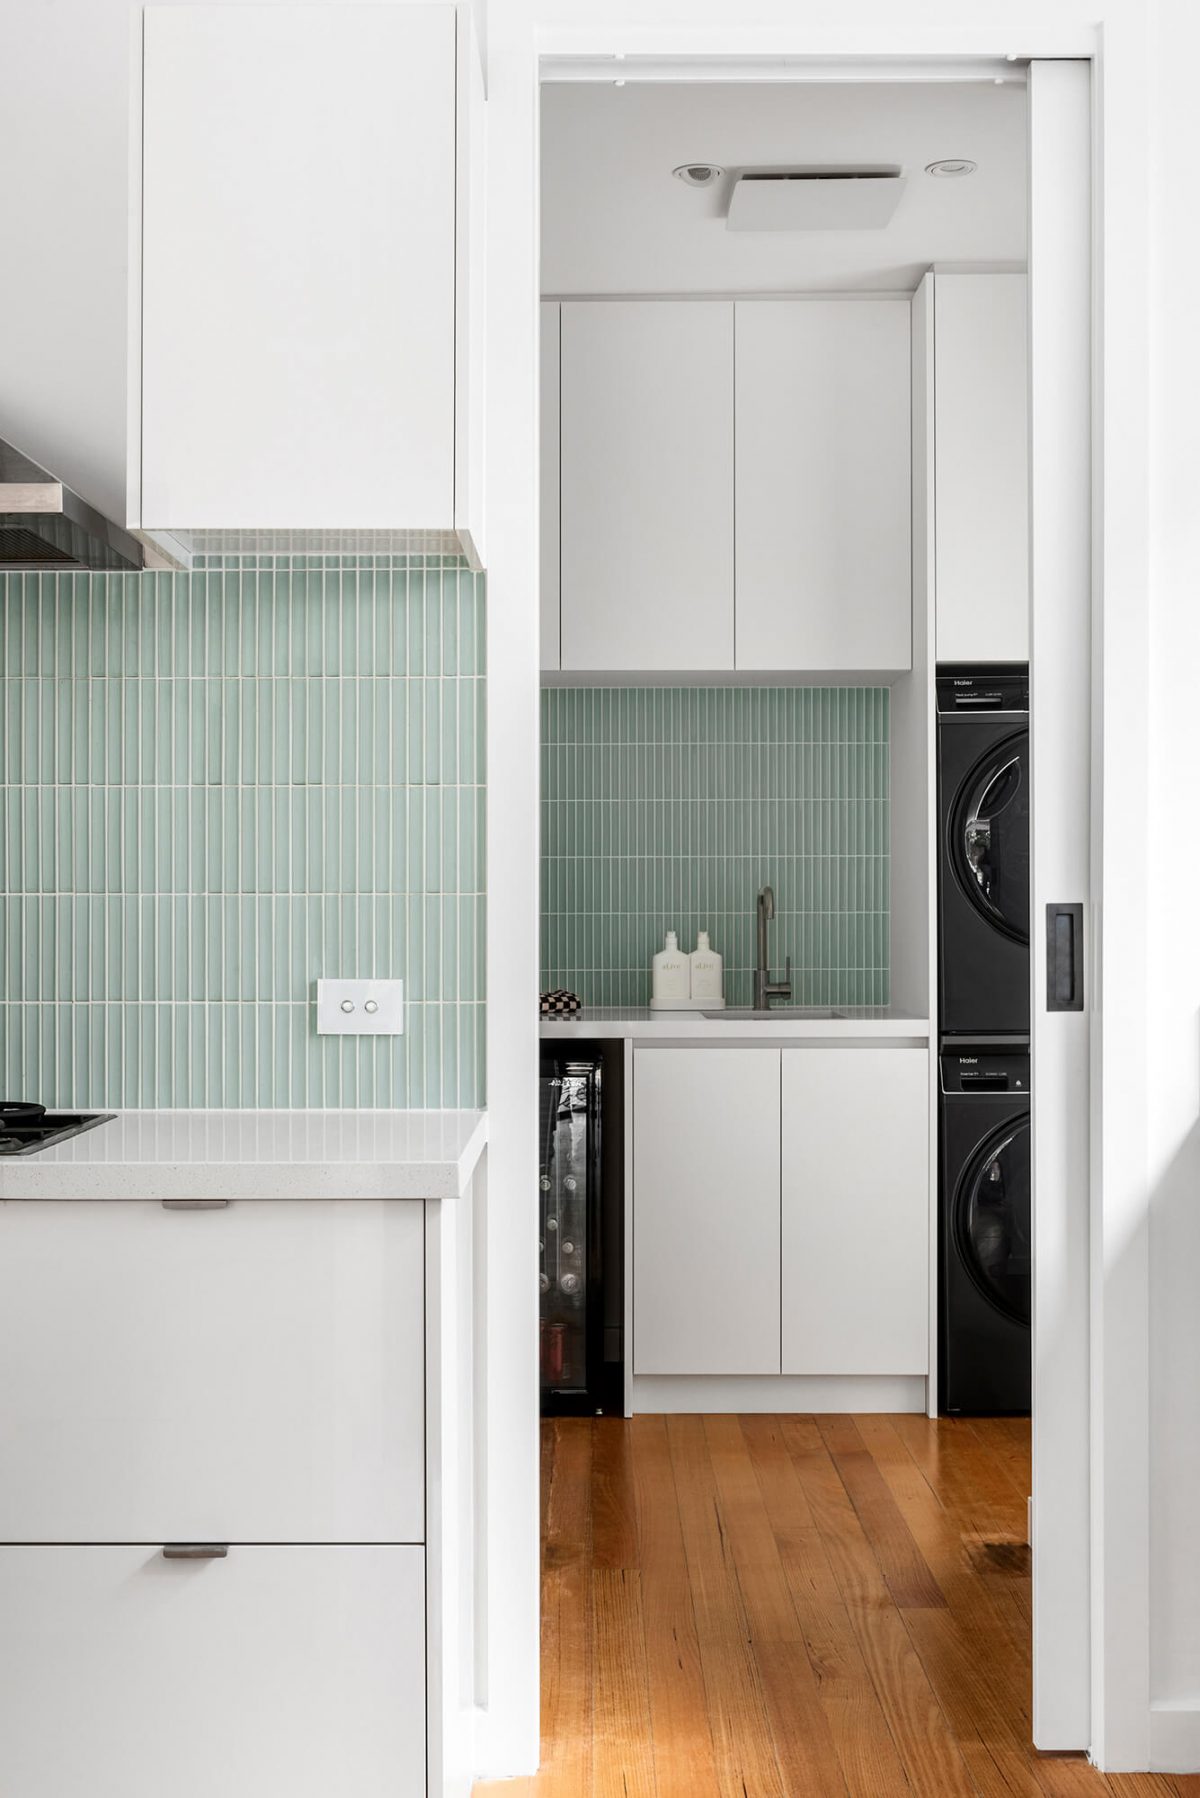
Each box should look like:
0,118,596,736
1046,903,1084,1011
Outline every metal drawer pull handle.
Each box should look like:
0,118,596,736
162,1544,229,1560
161,1199,229,1211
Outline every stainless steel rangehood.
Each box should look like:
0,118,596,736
0,437,143,571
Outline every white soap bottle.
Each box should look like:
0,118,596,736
689,930,724,1005
651,930,690,1008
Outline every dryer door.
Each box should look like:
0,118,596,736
954,1114,1032,1325
948,728,1030,944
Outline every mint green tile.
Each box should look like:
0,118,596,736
540,684,889,1010
0,559,486,1106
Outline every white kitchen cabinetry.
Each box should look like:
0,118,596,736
547,298,911,677
735,300,912,674
559,301,735,673
0,1177,482,1797
140,4,483,563
934,273,1029,663
0,1200,425,1544
633,1047,780,1375
632,1043,929,1387
540,301,561,669
0,1546,425,1798
781,1047,929,1376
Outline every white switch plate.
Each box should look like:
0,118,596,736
316,978,405,1037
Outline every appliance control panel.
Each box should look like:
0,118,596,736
315,978,405,1036
940,1050,1030,1095
936,663,1029,716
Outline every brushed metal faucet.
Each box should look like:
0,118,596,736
754,885,793,1011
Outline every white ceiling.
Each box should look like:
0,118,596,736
541,80,1028,295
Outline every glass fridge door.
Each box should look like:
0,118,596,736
539,1057,601,1407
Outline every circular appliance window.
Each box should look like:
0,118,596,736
949,728,1030,944
954,1114,1032,1326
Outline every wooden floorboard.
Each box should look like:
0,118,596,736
474,1414,1181,1798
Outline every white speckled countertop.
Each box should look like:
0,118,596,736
539,1006,930,1043
0,1109,488,1202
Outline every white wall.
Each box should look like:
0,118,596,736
1147,0,1200,1732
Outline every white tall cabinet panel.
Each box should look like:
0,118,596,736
540,301,561,669
559,302,735,672
141,5,457,532
781,1047,929,1375
0,1546,425,1798
634,1047,780,1375
735,301,912,673
934,273,1030,663
0,1201,425,1544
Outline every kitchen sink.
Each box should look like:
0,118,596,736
700,1007,844,1021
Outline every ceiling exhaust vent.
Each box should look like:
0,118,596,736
726,166,906,233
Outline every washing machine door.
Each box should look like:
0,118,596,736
948,728,1030,944
954,1115,1032,1325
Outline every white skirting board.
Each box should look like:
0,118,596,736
631,1374,927,1415
1150,1707,1200,1774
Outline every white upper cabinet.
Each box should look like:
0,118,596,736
540,301,561,671
735,300,912,674
547,297,912,677
934,273,1029,663
559,301,735,673
140,4,483,561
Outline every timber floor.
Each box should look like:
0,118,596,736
475,1413,1197,1798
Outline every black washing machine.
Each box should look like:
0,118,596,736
937,665,1030,1037
940,1047,1031,1415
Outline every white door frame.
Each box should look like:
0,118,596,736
482,5,1152,1777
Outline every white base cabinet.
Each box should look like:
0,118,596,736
0,1186,482,1797
0,1199,425,1544
632,1044,929,1386
781,1047,929,1375
0,1546,425,1798
633,1047,781,1375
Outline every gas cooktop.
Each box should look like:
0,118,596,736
0,1103,115,1157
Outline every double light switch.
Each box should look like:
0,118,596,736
316,979,405,1036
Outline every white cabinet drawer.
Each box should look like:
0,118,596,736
0,1200,424,1543
0,1545,425,1798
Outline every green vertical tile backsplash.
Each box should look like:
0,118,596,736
0,559,485,1107
540,686,889,1009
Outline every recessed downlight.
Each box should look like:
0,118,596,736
925,158,978,178
673,163,724,188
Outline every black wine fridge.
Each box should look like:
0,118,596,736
539,1047,622,1415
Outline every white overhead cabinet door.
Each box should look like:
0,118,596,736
559,301,735,672
633,1047,781,1375
735,300,912,674
141,4,457,532
0,1546,425,1798
934,273,1030,663
781,1047,929,1375
540,300,562,670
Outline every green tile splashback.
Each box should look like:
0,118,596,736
541,687,889,1009
0,561,485,1107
